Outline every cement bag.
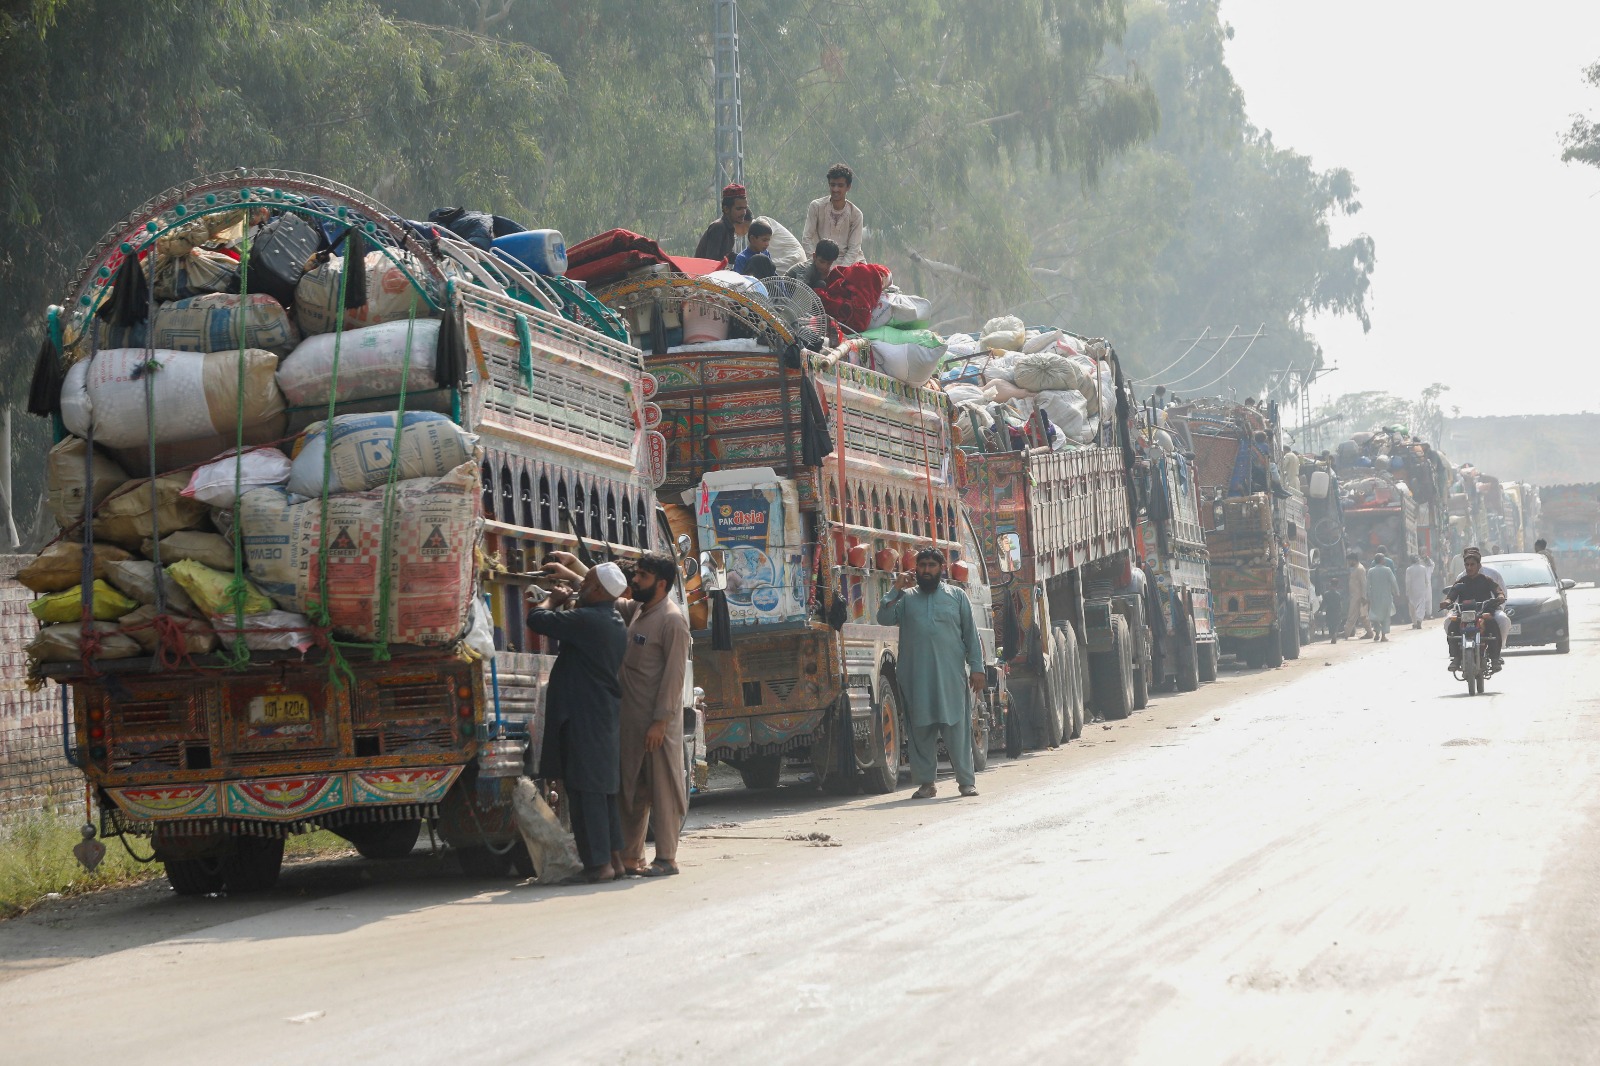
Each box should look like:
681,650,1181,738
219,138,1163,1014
294,252,436,336
211,610,316,654
1012,353,1088,394
512,777,583,885
978,314,1026,352
106,426,289,481
93,476,210,548
104,560,199,617
286,412,476,497
239,463,479,645
16,542,134,594
27,622,141,663
167,559,275,617
184,448,293,508
119,606,217,656
1037,390,1095,444
861,327,946,387
756,216,806,274
60,348,286,449
110,294,300,357
276,319,441,406
145,531,236,572
45,437,128,527
30,580,140,623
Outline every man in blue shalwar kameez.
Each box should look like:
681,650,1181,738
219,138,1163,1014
876,547,985,799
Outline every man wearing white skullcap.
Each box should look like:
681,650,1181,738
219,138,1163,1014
526,558,630,882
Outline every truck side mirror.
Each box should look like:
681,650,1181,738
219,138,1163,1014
677,532,694,559
996,533,1022,574
700,550,728,592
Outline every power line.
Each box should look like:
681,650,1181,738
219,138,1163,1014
1181,325,1268,393
1130,326,1212,384
1159,326,1240,388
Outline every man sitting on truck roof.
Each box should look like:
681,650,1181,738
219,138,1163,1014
785,238,839,292
694,182,749,263
802,163,864,266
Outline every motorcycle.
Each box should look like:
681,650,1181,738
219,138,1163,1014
1451,598,1500,696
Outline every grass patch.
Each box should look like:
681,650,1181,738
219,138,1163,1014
0,814,356,918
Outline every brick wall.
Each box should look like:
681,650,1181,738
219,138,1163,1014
0,555,79,819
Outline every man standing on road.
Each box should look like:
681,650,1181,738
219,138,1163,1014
1536,538,1560,579
527,562,631,884
802,163,865,266
1405,555,1432,629
1344,550,1371,640
1367,553,1400,642
876,548,985,800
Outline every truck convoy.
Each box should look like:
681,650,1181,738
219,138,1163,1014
1538,483,1600,585
23,171,678,890
1168,399,1312,667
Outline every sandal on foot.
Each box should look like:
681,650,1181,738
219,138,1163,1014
912,784,937,799
959,784,979,798
639,861,679,877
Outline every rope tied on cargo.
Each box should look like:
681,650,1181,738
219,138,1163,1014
221,220,256,670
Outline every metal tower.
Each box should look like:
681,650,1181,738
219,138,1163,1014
712,0,745,194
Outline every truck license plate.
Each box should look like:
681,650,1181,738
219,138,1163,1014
250,693,311,724
1510,624,1522,636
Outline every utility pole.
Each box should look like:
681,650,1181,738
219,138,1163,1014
712,1,745,195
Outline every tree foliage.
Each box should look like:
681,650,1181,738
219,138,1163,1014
1561,60,1600,169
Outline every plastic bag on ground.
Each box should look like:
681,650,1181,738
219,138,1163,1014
119,605,218,656
17,542,134,594
104,559,200,616
46,437,128,528
978,315,1026,351
28,622,141,663
92,476,210,548
276,319,442,407
287,412,477,497
238,463,479,645
512,778,584,885
61,348,287,449
211,610,317,654
184,448,294,508
167,559,275,617
295,251,437,336
30,580,140,623
1012,352,1088,394
145,530,237,572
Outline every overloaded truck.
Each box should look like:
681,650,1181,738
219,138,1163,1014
596,273,1006,793
1539,483,1600,585
24,170,675,890
1168,399,1312,668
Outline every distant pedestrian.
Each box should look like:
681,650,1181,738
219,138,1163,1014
695,182,749,263
1405,555,1431,628
1344,550,1371,640
1151,385,1167,410
527,561,631,883
1535,538,1559,579
876,548,984,799
1367,553,1399,641
802,163,864,266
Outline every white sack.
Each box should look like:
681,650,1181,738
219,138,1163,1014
287,412,476,497
61,348,286,449
184,448,293,508
755,216,807,274
276,319,441,407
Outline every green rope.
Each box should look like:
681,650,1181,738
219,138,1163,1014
308,224,357,692
222,215,254,670
369,296,420,664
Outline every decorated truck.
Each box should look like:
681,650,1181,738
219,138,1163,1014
1167,399,1313,668
595,274,1005,793
1538,483,1600,585
26,171,674,891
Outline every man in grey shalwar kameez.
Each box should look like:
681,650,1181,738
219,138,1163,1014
876,547,985,799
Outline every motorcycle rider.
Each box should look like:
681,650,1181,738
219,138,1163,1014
1440,547,1508,672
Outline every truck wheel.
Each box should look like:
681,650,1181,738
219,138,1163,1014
340,819,422,860
972,694,991,773
1281,605,1303,661
861,672,902,795
1057,624,1084,740
737,753,783,791
1197,641,1219,682
1040,662,1065,749
456,845,512,878
1004,693,1024,759
164,856,225,896
1131,648,1150,711
1265,627,1285,669
813,696,859,795
1175,628,1201,693
222,836,284,893
1091,616,1135,721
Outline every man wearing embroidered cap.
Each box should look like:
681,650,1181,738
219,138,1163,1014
695,182,750,263
526,560,630,883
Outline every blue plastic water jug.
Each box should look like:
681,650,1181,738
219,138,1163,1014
491,229,568,277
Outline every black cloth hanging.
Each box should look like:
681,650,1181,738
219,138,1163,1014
27,336,63,418
709,589,733,651
435,306,469,389
799,374,835,468
342,230,368,309
96,254,150,329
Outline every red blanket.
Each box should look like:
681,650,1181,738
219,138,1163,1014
565,229,722,286
819,263,891,333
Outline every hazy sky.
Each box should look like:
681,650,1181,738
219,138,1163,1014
1219,0,1600,417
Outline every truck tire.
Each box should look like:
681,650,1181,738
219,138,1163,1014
1198,641,1219,682
164,856,225,896
861,672,902,795
813,695,859,795
737,753,783,791
340,819,422,860
1281,605,1303,661
1266,624,1285,669
1057,624,1085,740
1131,645,1150,711
1091,615,1135,721
222,836,284,893
972,694,991,773
1175,626,1201,693
1040,664,1065,749
1004,693,1024,759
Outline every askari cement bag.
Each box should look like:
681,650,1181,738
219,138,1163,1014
239,462,479,645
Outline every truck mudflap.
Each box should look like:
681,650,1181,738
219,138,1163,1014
101,766,463,835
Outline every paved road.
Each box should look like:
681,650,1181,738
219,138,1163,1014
5,592,1598,1065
